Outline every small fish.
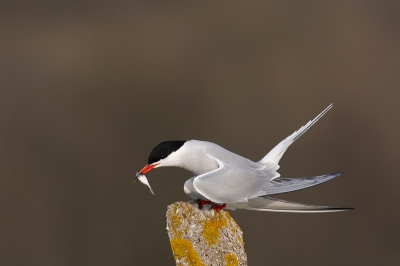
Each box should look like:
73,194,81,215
134,171,155,195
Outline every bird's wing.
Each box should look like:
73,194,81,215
259,104,333,172
226,196,353,213
193,158,270,204
263,172,343,195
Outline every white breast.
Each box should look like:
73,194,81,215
177,140,219,175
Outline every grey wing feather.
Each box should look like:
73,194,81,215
193,159,270,204
264,172,343,195
226,196,353,213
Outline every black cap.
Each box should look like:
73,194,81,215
147,140,187,165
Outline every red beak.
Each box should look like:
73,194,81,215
138,163,159,175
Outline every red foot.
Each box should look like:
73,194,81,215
211,203,226,211
197,199,227,211
197,199,213,209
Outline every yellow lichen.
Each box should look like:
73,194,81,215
170,237,204,266
237,235,244,245
202,211,228,247
168,203,182,238
225,253,239,266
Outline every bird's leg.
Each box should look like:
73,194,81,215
211,203,227,211
197,199,213,209
196,199,226,211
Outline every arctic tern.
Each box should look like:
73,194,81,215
135,104,353,213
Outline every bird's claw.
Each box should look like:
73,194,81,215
211,203,226,211
197,199,226,211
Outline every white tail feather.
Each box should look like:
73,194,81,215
226,196,353,213
259,104,333,168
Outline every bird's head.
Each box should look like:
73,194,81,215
137,140,187,175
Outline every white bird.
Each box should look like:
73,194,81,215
135,104,353,213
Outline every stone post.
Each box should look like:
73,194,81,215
166,201,247,266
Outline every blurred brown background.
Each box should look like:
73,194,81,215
1,1,399,265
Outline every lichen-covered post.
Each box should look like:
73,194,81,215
166,201,247,266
